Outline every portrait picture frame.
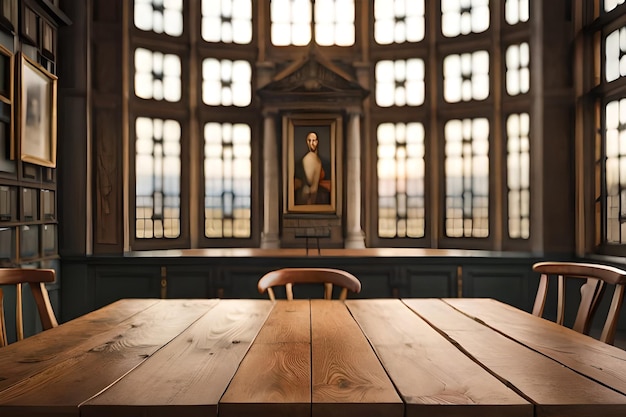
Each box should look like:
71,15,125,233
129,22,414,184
18,53,57,168
283,113,342,214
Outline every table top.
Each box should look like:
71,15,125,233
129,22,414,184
2,298,626,417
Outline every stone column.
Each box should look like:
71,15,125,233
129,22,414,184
261,111,280,248
345,110,366,248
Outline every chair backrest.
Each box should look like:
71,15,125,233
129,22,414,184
257,268,362,301
0,268,58,347
532,261,626,345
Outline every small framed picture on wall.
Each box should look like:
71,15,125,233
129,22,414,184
18,53,57,168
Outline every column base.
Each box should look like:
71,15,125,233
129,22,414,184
260,233,280,249
344,231,366,249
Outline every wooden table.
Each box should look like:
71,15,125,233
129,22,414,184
2,298,626,417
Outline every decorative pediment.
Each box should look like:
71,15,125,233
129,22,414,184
257,48,368,104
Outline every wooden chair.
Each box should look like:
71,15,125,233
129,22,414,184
257,267,362,301
532,261,626,345
0,268,58,347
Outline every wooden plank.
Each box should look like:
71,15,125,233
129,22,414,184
444,297,626,395
0,298,160,392
346,299,531,417
0,299,219,417
310,300,403,417
403,298,626,417
219,300,311,417
82,299,273,417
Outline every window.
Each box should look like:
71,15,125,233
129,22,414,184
588,3,626,254
270,0,355,46
374,0,425,45
444,118,490,238
127,0,534,251
130,0,256,249
375,59,425,107
371,0,531,248
377,122,425,238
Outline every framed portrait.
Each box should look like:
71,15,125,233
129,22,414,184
283,113,342,214
18,53,57,168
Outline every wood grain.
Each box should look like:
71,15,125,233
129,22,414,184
444,297,626,395
310,300,403,417
219,300,311,417
0,298,160,392
0,299,219,417
403,298,626,417
346,299,531,417
82,299,273,417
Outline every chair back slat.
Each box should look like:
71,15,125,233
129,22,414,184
532,261,626,345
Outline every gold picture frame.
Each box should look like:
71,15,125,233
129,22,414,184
18,53,57,168
283,113,342,214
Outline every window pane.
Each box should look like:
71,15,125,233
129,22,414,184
441,0,490,38
202,58,251,106
605,27,626,83
376,59,425,107
204,123,251,238
605,0,626,13
202,0,252,44
444,118,490,238
377,122,426,238
505,0,529,25
135,117,182,239
604,99,626,244
506,42,530,95
134,48,182,102
506,113,530,239
444,51,490,102
134,0,183,36
374,0,425,44
270,0,312,46
315,0,355,46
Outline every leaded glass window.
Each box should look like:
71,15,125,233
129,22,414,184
270,0,313,46
605,26,626,83
375,59,425,107
377,122,426,238
134,48,182,102
506,113,530,239
270,0,354,46
505,42,530,96
202,58,252,107
204,123,251,238
134,0,183,36
444,118,490,238
135,117,181,239
374,0,425,45
604,99,626,244
441,0,490,37
505,0,529,25
443,51,490,102
201,0,252,44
